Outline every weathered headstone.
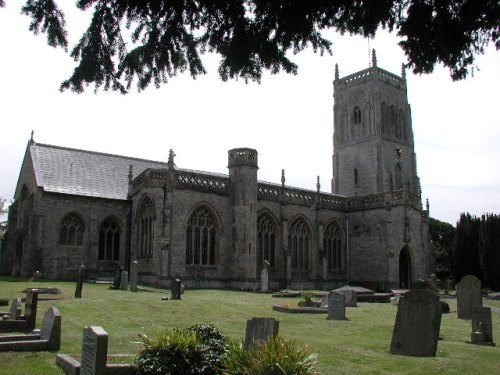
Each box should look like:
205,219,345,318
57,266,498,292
457,275,482,320
244,317,279,349
411,279,427,290
260,260,270,292
112,267,123,290
8,298,22,319
81,326,108,375
119,271,128,291
339,289,357,307
39,307,62,351
130,261,138,292
74,264,85,298
327,292,345,320
469,306,495,346
171,279,181,300
390,289,442,357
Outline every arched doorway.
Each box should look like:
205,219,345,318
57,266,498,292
399,246,412,289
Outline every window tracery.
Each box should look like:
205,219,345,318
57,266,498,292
59,213,85,246
186,206,217,266
324,221,342,269
138,197,155,257
257,213,277,268
98,217,120,261
288,218,310,270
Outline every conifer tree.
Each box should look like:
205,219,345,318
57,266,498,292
454,213,482,282
479,214,500,291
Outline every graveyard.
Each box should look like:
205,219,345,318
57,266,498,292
0,277,499,374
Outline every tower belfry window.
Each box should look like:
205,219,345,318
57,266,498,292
352,107,362,125
354,168,359,186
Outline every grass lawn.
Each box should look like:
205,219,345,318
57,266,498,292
0,277,499,374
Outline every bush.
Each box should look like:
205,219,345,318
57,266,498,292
223,336,318,375
134,323,229,375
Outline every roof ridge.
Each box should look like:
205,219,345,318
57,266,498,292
32,142,168,165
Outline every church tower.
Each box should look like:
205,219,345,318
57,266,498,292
332,50,420,198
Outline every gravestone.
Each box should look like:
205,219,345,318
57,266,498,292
327,292,345,320
81,326,108,375
390,295,401,305
130,261,138,292
457,275,482,320
339,289,357,307
8,298,22,319
112,267,123,290
469,306,495,346
320,295,328,309
260,260,270,292
74,264,85,298
40,307,62,350
244,317,279,349
390,289,442,357
171,279,181,300
119,271,128,291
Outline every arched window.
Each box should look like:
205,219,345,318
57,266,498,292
390,105,397,136
324,221,342,269
381,102,389,134
352,106,362,125
288,218,310,270
354,168,359,186
257,213,277,268
98,217,120,261
399,109,407,141
186,206,217,266
395,164,404,190
138,197,155,257
59,213,85,246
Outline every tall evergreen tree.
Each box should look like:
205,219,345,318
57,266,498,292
479,214,500,291
454,213,482,282
429,217,455,280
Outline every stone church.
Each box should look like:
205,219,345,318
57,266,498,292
1,55,432,291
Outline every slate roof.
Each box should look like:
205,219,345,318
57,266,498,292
30,142,169,200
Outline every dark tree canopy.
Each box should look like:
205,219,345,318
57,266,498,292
3,0,498,93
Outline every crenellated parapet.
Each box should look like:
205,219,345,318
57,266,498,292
334,66,405,91
228,148,258,168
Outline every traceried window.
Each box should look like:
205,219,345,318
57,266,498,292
138,197,155,257
186,206,217,266
98,217,120,261
59,213,85,246
257,213,277,268
324,221,342,269
288,218,310,269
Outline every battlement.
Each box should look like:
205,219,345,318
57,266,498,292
335,66,405,90
228,148,258,168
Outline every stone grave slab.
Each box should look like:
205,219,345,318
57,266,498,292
468,306,495,346
120,271,129,290
390,289,442,357
130,261,138,292
171,279,181,300
74,265,85,298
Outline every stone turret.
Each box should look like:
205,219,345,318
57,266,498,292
227,148,258,282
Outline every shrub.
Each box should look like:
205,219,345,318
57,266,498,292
134,323,229,375
223,336,318,375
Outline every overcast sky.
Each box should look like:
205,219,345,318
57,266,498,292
1,4,499,225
